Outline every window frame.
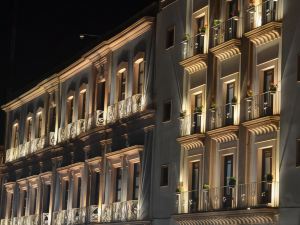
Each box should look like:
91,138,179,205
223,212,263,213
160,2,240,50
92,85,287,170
166,26,175,50
160,164,169,187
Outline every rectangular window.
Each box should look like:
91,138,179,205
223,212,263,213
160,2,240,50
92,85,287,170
115,168,122,202
79,91,86,119
20,190,27,216
119,72,126,101
166,27,175,49
160,165,169,186
263,69,274,116
31,188,37,215
49,107,56,132
137,62,145,94
132,163,140,200
163,101,172,122
27,119,32,142
37,114,42,138
297,140,300,167
192,94,202,134
97,82,106,111
261,148,272,204
43,184,51,213
13,124,19,148
76,177,81,208
195,16,205,54
225,82,235,125
91,172,100,205
67,98,74,124
62,180,69,210
224,155,233,187
298,55,300,82
190,161,200,212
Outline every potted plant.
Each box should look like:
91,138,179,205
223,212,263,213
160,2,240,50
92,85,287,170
199,26,207,36
266,174,273,183
213,19,221,28
229,177,236,187
231,96,237,106
269,83,277,94
194,106,203,115
203,184,210,190
179,111,186,119
182,33,190,44
210,101,216,112
246,89,253,101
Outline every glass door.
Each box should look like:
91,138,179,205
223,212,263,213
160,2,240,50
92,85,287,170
263,69,274,116
225,82,235,125
261,148,272,204
223,155,233,208
190,161,200,212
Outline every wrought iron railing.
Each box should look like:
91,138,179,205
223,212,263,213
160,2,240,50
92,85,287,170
211,17,239,47
53,210,67,225
245,0,280,32
243,91,280,121
176,181,279,214
41,213,49,225
182,33,206,59
179,112,205,136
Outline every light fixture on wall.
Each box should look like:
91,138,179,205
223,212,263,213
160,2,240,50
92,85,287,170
79,33,101,40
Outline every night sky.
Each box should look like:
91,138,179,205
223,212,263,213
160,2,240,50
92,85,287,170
0,0,157,144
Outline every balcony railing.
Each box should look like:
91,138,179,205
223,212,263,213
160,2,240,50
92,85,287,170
243,91,280,121
107,94,144,124
208,102,238,130
1,215,40,225
5,137,45,162
179,112,205,136
212,17,239,47
176,181,279,214
182,33,206,59
52,210,68,225
245,0,280,32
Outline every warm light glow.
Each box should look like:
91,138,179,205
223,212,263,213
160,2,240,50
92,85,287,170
80,89,87,94
118,68,126,73
135,58,144,64
27,116,32,120
37,111,42,116
68,96,74,100
13,123,18,127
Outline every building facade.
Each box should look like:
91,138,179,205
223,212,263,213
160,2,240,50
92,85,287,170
1,0,300,225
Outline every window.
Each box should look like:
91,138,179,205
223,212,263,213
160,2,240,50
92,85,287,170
76,177,81,208
225,82,235,125
36,112,42,138
12,123,19,148
26,118,33,142
79,89,86,119
195,16,205,54
192,94,202,133
190,161,200,212
263,69,274,116
160,165,169,186
97,81,106,111
166,27,175,49
66,96,74,124
43,184,51,213
62,180,69,210
298,55,300,82
49,106,56,132
115,168,122,202
162,101,172,122
223,155,234,208
30,188,37,215
261,148,272,204
297,140,300,167
132,163,140,200
118,71,127,101
91,172,100,205
137,60,145,95
20,190,27,216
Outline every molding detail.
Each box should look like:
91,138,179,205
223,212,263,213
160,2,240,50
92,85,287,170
180,54,207,74
242,116,280,136
177,134,205,150
207,125,239,143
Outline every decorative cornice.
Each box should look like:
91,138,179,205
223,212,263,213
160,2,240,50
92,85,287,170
106,145,143,160
210,39,241,61
244,22,282,47
177,134,205,150
173,208,279,225
242,115,280,135
180,54,207,74
207,125,239,143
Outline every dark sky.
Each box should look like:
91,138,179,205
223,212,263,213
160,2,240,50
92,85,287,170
0,0,157,144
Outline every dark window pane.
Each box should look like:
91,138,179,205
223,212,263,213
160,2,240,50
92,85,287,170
160,165,169,186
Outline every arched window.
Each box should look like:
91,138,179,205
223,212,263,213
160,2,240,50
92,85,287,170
134,53,145,95
66,92,75,124
12,122,19,148
36,109,43,138
26,115,33,142
79,84,87,120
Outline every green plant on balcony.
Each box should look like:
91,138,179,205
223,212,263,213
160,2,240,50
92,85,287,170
231,96,238,106
228,177,236,187
179,110,186,119
210,101,216,112
203,184,210,190
213,19,221,28
182,33,190,44
199,26,207,36
266,174,273,183
269,83,277,94
194,106,203,114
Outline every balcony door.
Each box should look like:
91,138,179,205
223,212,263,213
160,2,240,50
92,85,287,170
262,0,277,25
192,93,202,134
97,81,106,111
115,168,122,202
189,161,200,213
223,155,233,208
226,0,238,40
261,148,272,204
263,69,274,116
195,16,205,54
118,72,126,101
225,82,235,126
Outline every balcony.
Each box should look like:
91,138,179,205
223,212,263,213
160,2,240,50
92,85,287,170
211,17,239,48
5,137,45,162
179,112,205,137
107,94,143,124
208,102,238,131
182,32,206,60
243,91,280,121
245,0,280,32
1,215,40,225
176,181,279,214
101,200,138,222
